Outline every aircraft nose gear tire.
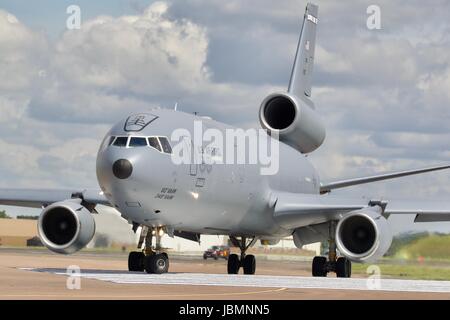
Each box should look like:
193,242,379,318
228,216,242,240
242,254,256,275
144,253,169,274
227,254,240,274
128,251,144,271
336,257,352,278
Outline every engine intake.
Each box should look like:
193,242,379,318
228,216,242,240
38,200,96,254
259,92,325,153
336,207,392,262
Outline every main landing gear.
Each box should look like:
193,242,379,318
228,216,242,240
128,226,169,274
312,221,352,278
227,236,257,275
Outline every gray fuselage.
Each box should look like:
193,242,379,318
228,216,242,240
96,109,320,238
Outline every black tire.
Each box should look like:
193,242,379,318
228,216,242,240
242,254,256,275
312,256,327,277
336,257,352,278
227,254,240,274
128,251,144,272
214,255,218,260
203,254,207,260
144,253,170,274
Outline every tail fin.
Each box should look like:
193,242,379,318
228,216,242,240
288,3,318,99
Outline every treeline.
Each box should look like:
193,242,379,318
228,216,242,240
0,210,38,220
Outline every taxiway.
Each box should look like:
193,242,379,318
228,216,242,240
1,249,449,300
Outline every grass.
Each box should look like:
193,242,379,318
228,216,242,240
346,233,450,280
394,234,450,261
352,260,450,281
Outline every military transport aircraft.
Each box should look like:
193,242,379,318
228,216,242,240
1,3,449,278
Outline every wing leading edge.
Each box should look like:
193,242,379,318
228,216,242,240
0,188,111,209
273,192,450,230
320,164,450,194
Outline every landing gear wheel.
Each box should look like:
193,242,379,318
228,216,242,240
336,257,351,278
144,253,169,274
128,251,144,271
312,256,327,277
242,254,256,275
227,254,240,274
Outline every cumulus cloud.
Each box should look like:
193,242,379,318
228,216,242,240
0,10,49,93
0,0,448,225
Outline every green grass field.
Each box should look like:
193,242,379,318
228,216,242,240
350,234,450,280
352,261,450,280
394,234,450,261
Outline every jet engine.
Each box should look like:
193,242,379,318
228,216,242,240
259,92,326,153
335,207,392,263
38,200,96,254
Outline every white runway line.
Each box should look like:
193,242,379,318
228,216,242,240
21,268,450,293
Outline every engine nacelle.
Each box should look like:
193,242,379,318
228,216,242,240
38,200,96,254
336,207,392,263
259,92,326,153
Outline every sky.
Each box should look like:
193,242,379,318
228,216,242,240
0,0,449,234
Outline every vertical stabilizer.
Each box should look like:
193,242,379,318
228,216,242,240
288,3,318,99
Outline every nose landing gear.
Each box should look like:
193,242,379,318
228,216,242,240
311,221,352,278
128,226,169,274
227,236,257,275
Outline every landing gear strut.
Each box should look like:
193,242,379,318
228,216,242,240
312,221,351,278
128,226,169,274
227,236,257,275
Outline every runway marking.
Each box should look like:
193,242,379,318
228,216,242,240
21,268,450,293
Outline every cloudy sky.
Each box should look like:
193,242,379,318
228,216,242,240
0,0,449,233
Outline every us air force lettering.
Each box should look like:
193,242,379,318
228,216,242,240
1,3,449,278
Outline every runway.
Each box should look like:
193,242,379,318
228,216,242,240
23,268,450,293
1,249,450,299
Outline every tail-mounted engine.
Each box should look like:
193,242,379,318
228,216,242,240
259,92,325,153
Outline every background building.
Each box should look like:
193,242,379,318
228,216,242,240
0,218,39,247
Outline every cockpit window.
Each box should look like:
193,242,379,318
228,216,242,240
148,137,162,152
159,137,172,154
129,137,148,147
113,136,128,147
108,136,115,146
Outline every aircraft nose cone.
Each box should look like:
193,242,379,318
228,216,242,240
112,159,133,179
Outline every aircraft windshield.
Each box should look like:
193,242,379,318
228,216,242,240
129,137,148,147
108,135,172,154
159,137,172,154
148,137,162,152
113,137,128,147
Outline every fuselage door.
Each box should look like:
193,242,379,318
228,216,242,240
182,137,197,176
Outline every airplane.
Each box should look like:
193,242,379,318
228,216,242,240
1,2,449,278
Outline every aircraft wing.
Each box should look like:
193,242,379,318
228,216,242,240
320,164,450,194
0,188,111,209
273,192,450,230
